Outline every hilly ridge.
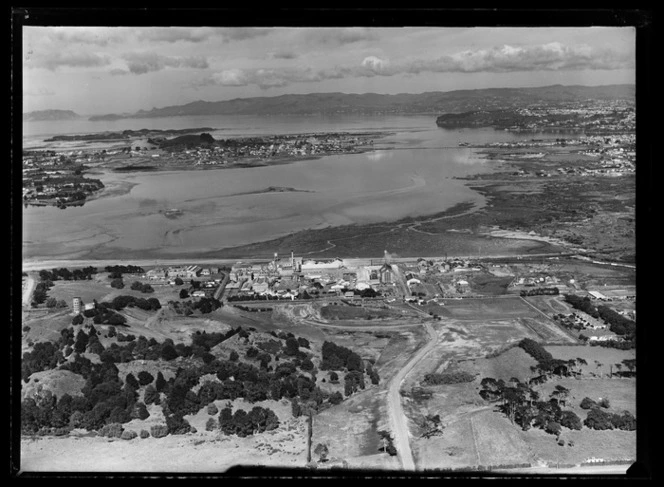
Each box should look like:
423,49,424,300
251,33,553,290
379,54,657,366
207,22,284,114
88,84,635,121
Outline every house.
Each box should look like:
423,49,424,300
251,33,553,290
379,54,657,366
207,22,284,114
146,268,167,280
253,282,269,294
407,278,421,287
167,265,201,279
344,291,356,299
583,329,618,342
191,290,207,298
379,263,394,284
355,281,372,291
588,290,610,301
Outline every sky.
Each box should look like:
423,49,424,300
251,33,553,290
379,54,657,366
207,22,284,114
21,26,636,115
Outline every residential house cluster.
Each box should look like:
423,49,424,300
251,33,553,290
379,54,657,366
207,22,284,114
163,133,373,167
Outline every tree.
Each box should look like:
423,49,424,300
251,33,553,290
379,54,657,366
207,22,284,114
314,443,329,463
72,314,84,326
179,289,189,299
301,358,314,371
144,385,160,405
137,370,154,386
161,344,178,361
328,391,343,405
110,278,125,289
46,297,58,308
284,337,300,356
559,410,582,430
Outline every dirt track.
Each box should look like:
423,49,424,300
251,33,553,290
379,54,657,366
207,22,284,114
386,322,438,471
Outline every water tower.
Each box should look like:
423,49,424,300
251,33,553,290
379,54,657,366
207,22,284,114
72,297,82,314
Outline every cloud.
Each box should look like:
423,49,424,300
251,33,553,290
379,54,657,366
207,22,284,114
137,27,218,44
122,52,209,75
270,50,299,60
220,27,271,42
398,43,634,74
26,51,112,71
302,28,377,46
48,28,125,46
192,42,634,90
361,56,389,73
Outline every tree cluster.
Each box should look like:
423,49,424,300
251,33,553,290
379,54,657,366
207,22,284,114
423,370,475,385
105,265,144,275
518,338,575,377
39,266,98,282
584,407,636,431
563,294,599,319
520,287,559,297
320,341,364,372
21,326,366,438
130,281,154,293
81,304,128,326
106,295,161,311
479,377,582,436
596,305,636,337
218,405,279,437
31,280,53,306
170,296,222,315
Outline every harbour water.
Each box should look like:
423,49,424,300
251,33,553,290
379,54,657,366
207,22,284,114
22,115,570,261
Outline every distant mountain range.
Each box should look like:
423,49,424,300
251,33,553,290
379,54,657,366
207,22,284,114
32,85,635,122
23,109,81,122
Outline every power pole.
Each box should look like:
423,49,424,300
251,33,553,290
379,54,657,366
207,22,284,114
306,410,313,463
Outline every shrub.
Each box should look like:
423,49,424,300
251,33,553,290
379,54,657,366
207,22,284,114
584,408,614,430
99,423,124,438
206,418,218,431
140,429,150,439
207,403,219,416
580,397,598,409
150,424,169,438
53,427,71,436
121,430,138,440
423,370,475,385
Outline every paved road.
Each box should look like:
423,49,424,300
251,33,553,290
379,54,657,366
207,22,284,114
22,274,36,307
386,321,438,471
493,464,632,476
20,250,596,273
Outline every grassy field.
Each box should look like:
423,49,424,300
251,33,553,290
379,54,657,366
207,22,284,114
311,389,389,463
519,426,636,466
471,410,534,466
518,316,577,343
412,416,479,470
319,305,394,321
546,345,636,377
538,378,636,416
462,346,538,383
523,295,573,315
437,297,540,321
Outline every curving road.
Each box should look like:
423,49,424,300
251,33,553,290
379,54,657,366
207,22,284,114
386,321,438,471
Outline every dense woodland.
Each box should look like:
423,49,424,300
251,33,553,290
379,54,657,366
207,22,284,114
21,324,377,438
